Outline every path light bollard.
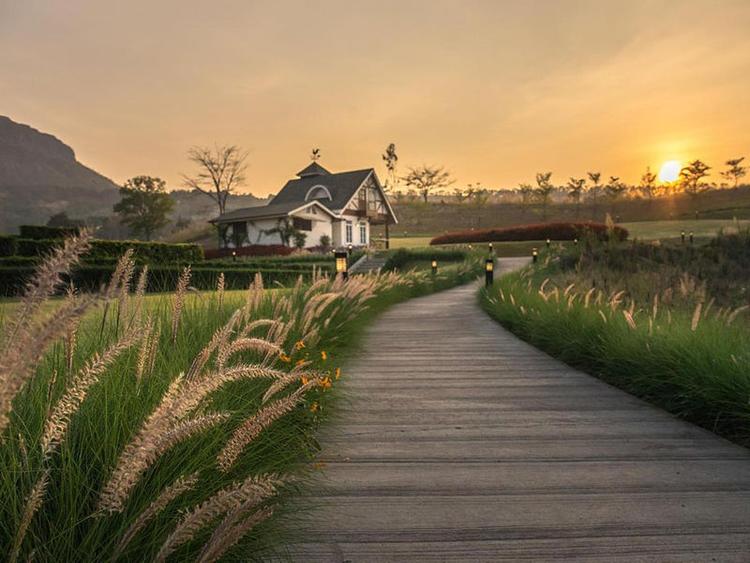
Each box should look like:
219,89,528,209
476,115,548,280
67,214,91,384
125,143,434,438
689,231,694,245
573,238,579,246
431,259,438,275
532,248,538,263
485,258,494,287
347,243,353,256
681,230,686,244
231,250,237,262
335,250,349,281
488,242,493,254
546,238,551,248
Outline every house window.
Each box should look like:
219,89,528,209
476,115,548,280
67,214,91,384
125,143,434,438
359,223,367,244
293,217,312,231
345,221,353,243
231,221,248,247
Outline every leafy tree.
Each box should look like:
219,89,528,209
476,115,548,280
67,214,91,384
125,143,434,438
262,217,300,247
293,231,307,249
534,172,555,221
466,184,490,228
453,188,468,204
402,165,454,203
639,167,658,199
46,211,83,228
586,171,603,214
721,157,746,188
566,177,586,217
182,145,248,215
605,176,628,211
113,176,174,240
517,183,534,209
679,160,711,198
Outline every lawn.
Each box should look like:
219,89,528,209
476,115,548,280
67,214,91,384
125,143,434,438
621,219,749,240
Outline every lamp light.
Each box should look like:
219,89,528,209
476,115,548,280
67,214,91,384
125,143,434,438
335,250,349,280
431,259,438,275
485,258,494,287
532,248,538,263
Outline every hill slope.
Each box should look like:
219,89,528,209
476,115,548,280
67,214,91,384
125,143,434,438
0,115,119,233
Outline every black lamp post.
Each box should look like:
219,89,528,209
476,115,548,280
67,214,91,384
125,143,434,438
347,243,353,256
546,238,551,248
335,250,349,280
689,231,694,244
573,238,579,246
532,248,538,263
231,250,237,262
488,242,493,255
681,230,686,244
485,258,494,287
431,259,438,275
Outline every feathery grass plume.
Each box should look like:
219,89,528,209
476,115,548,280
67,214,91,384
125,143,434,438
135,317,154,383
583,287,595,308
216,272,225,309
652,294,659,320
598,310,608,323
186,311,241,380
197,506,274,563
10,468,50,563
623,310,637,330
217,380,318,472
726,305,749,326
217,338,281,372
156,474,282,563
99,366,287,513
171,266,191,343
115,253,137,330
0,289,98,438
691,302,703,332
129,265,149,326
113,472,200,559
42,325,141,455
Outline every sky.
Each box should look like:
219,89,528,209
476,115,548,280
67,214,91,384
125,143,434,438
1,0,749,195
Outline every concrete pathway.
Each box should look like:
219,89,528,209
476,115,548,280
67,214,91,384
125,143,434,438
294,258,750,562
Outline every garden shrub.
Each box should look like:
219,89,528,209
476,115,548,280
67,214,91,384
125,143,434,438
0,235,17,257
430,222,629,245
18,225,81,239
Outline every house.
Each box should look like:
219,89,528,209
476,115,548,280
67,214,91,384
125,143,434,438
211,162,397,250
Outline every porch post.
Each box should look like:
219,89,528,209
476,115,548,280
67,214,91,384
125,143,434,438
384,219,390,250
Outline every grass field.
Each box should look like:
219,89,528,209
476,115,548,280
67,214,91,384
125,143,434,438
621,219,750,240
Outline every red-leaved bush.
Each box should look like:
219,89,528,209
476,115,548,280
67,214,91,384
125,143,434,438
430,222,628,245
204,245,294,259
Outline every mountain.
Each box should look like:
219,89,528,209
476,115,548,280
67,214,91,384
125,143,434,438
0,115,120,233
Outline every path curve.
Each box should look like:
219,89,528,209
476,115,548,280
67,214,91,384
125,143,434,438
295,258,750,562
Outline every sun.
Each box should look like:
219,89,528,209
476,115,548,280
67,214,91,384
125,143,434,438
658,160,682,183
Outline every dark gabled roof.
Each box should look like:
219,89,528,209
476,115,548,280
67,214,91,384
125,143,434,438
211,200,338,224
296,161,330,177
270,168,373,210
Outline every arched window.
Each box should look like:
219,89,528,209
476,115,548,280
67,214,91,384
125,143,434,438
305,185,332,202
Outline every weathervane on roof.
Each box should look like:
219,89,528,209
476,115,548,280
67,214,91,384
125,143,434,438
310,148,321,162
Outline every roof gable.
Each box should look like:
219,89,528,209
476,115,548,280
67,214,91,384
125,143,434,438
296,162,330,177
270,168,373,211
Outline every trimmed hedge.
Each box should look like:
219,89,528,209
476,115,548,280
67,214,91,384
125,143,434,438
14,238,203,262
0,236,16,257
204,245,294,259
0,265,314,296
430,222,629,245
19,225,81,239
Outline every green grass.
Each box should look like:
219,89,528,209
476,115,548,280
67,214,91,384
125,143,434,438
621,219,750,240
389,237,559,257
1,257,482,562
479,253,750,447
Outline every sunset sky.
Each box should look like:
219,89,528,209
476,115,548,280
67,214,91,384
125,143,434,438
1,0,749,195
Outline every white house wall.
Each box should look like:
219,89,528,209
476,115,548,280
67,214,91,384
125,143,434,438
247,219,283,246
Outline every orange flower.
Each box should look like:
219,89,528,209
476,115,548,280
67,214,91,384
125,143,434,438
310,402,319,413
278,353,291,363
320,350,328,361
301,375,309,385
294,340,305,351
321,376,332,389
335,367,341,380
296,359,306,367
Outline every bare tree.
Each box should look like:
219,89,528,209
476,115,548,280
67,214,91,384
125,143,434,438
566,177,586,217
182,145,248,215
721,157,746,188
534,172,555,221
402,165,453,203
381,143,399,193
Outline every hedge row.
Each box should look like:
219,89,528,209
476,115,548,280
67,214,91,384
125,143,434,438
0,256,335,271
5,238,203,262
18,225,81,239
0,265,315,296
204,245,294,259
430,222,629,245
